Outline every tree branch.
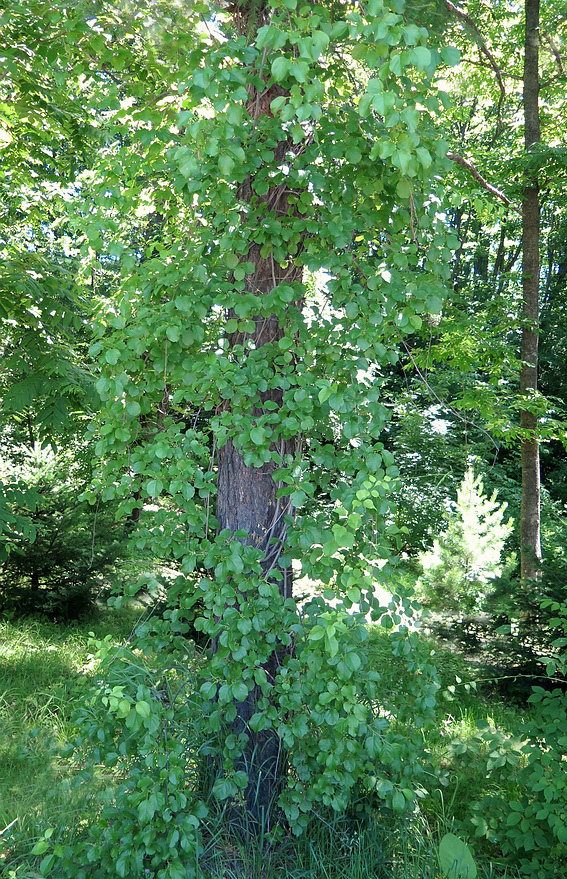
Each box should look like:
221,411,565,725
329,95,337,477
542,31,565,77
445,0,507,130
459,56,522,81
446,152,522,214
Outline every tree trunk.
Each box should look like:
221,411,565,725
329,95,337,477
520,0,542,580
216,312,299,825
213,0,303,826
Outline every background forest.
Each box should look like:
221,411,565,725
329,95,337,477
1,0,567,877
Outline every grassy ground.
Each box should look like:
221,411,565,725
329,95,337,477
0,610,524,878
366,627,528,855
0,608,142,874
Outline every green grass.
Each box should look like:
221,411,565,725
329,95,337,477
0,611,525,879
0,608,142,873
366,625,527,873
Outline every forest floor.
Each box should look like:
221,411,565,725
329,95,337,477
0,607,527,878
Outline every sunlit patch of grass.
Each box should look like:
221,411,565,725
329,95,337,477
365,624,527,875
0,608,140,872
196,811,520,879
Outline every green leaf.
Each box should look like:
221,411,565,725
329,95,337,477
31,838,50,856
39,854,55,876
438,834,477,879
371,93,385,115
410,46,431,69
232,681,248,701
104,348,120,365
332,524,355,548
358,94,373,117
346,146,362,164
326,634,339,657
392,790,406,811
219,154,234,176
290,61,310,83
389,53,402,76
146,479,164,497
345,651,362,672
426,294,443,314
318,384,334,404
213,778,236,800
416,146,432,169
312,30,330,55
309,625,326,641
272,57,291,82
226,105,242,125
290,489,307,506
135,700,151,718
138,798,157,823
440,46,460,66
250,427,266,445
224,252,239,269
270,95,287,114
166,325,180,342
330,20,348,39
126,401,141,416
200,681,217,700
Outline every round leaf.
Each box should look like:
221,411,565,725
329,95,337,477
439,834,477,879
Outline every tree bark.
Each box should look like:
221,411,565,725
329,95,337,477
520,0,542,580
216,311,299,825
213,0,303,826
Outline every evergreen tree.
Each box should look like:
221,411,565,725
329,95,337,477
419,466,514,614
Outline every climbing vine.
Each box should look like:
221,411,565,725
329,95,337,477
71,0,457,861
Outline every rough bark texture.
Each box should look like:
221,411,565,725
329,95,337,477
216,312,299,824
520,0,542,580
213,0,303,826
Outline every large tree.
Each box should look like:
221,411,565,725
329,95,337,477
0,0,104,555
87,0,452,836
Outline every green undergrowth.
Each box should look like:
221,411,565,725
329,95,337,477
0,607,142,873
367,625,528,868
0,612,526,879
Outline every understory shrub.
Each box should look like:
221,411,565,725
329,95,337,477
0,445,128,620
38,580,442,878
458,598,567,877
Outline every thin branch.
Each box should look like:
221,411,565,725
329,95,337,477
459,56,522,81
542,31,565,77
397,332,501,456
445,0,507,130
446,152,522,214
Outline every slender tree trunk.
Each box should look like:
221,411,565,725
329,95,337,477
213,0,303,826
520,0,542,580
